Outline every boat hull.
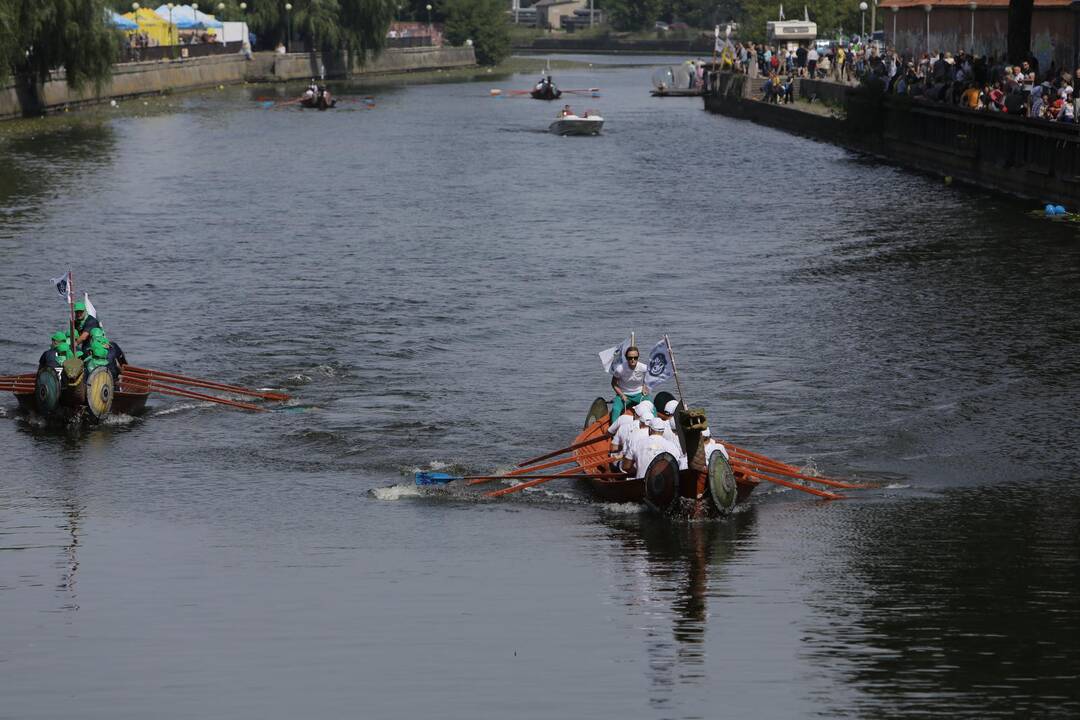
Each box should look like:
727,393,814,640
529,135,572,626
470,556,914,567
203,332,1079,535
549,117,604,136
571,416,757,518
531,88,562,100
13,370,149,421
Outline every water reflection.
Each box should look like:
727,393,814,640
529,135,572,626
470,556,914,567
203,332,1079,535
602,511,756,708
0,123,117,225
804,482,1080,717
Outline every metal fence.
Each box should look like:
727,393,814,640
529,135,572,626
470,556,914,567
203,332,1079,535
385,36,433,48
119,42,243,64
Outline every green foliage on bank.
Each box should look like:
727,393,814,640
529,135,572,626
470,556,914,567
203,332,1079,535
443,0,509,65
0,0,118,89
240,0,396,60
595,0,862,40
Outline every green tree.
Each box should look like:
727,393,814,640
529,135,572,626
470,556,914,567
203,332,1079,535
442,0,508,65
1,0,118,89
599,0,661,32
338,0,396,62
292,0,343,50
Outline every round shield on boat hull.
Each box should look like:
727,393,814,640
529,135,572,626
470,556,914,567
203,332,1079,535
643,452,680,512
707,452,738,514
86,367,114,420
585,397,609,429
35,368,61,415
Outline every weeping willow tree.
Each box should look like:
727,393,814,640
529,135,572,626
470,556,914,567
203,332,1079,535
0,0,118,89
244,0,394,60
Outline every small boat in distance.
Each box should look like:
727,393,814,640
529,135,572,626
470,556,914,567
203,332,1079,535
549,110,604,136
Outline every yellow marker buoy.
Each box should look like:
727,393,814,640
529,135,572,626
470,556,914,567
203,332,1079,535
944,176,953,185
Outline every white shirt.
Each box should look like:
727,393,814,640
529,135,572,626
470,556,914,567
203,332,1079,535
613,361,647,395
808,49,819,62
632,434,683,479
704,439,730,462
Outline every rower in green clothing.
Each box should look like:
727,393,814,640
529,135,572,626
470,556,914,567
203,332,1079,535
74,300,101,349
610,345,650,422
85,342,111,375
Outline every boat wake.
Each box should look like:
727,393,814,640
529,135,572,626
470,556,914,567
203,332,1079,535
150,402,211,417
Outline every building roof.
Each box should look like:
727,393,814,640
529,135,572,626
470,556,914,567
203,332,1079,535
533,0,581,7
879,0,1069,7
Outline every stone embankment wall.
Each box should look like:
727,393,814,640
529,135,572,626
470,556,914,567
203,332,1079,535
703,72,1080,206
0,46,475,119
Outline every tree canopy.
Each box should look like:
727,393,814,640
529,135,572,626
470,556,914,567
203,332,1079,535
597,0,863,40
1,0,118,89
442,0,508,65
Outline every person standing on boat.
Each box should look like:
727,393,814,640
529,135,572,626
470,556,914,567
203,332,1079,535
610,346,649,422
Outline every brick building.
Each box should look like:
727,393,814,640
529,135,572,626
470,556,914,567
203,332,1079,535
879,0,1076,69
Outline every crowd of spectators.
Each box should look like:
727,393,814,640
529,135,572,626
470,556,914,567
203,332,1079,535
721,39,1072,121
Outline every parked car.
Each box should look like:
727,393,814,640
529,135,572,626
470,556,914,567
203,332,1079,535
654,21,669,31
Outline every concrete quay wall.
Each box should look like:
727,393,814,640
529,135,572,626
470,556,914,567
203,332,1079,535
703,73,1080,206
0,46,475,119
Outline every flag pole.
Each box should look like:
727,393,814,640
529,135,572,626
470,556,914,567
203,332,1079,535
664,335,686,406
67,271,77,356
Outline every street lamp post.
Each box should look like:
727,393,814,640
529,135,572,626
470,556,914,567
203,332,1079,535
426,3,433,33
859,1,868,40
285,3,292,52
891,5,898,49
924,3,932,55
167,2,175,58
1072,0,1080,75
968,1,976,51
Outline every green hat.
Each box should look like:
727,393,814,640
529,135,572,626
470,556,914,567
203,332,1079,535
89,327,105,338
74,301,86,312
51,331,67,343
91,344,109,360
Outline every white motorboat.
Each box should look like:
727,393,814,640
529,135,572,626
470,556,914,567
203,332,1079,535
549,113,604,136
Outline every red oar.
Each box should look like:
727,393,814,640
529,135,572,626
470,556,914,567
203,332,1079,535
145,380,267,412
514,434,610,467
737,468,844,500
486,460,618,498
728,453,870,490
124,366,288,401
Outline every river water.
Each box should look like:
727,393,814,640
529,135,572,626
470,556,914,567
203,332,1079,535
2,56,1079,718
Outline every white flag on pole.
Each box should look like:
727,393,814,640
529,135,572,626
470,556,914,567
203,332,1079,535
643,338,675,390
50,272,71,302
598,336,632,375
779,4,785,20
83,293,97,318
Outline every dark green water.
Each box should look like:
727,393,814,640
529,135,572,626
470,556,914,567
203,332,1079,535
1,56,1078,718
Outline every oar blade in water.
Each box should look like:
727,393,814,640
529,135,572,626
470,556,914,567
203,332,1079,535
415,471,460,485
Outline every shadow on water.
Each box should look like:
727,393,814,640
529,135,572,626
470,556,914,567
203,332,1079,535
601,510,757,707
0,123,117,224
803,481,1080,717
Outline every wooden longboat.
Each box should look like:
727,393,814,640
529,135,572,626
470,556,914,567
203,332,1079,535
10,367,149,422
571,398,759,519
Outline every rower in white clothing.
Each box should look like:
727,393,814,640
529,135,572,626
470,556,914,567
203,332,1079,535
701,428,730,461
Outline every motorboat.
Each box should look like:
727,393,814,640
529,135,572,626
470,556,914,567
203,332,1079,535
549,113,604,136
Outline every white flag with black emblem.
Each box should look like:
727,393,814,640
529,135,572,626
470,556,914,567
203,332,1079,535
644,338,674,389
50,272,71,302
598,336,632,375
